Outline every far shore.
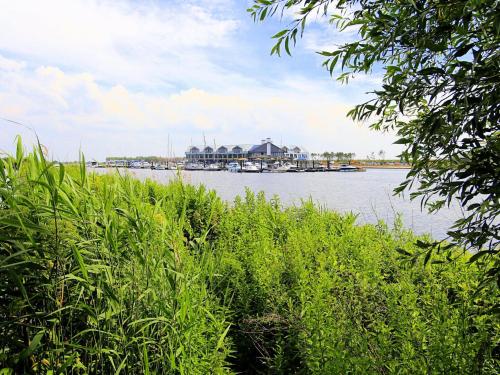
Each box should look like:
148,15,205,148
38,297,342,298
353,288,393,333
358,164,410,170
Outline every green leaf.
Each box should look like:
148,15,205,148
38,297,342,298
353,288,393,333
216,324,231,351
393,138,412,145
395,247,412,256
19,329,45,361
272,29,289,39
285,36,291,56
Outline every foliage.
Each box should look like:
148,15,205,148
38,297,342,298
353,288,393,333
1,141,498,373
0,139,230,374
248,0,500,296
319,152,355,163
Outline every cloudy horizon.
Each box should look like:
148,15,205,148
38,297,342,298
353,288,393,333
0,0,401,161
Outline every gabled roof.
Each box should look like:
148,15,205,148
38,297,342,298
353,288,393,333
223,144,254,152
186,144,254,153
248,143,284,153
283,145,308,153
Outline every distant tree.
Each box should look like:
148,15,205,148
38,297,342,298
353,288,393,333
323,152,334,161
250,0,500,290
378,150,386,162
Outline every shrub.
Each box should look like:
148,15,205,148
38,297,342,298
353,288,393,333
1,140,498,374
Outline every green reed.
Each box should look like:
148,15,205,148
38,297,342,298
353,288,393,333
0,139,498,374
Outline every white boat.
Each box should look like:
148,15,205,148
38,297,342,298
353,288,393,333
241,161,260,173
154,164,167,170
141,161,152,169
287,164,303,172
185,162,204,170
274,164,290,173
273,162,298,173
226,161,241,173
205,163,222,171
337,164,358,172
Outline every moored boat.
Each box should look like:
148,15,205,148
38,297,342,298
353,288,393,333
185,162,204,170
226,161,241,173
205,163,222,171
241,161,260,173
334,164,365,172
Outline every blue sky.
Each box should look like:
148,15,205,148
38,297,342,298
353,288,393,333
0,0,401,161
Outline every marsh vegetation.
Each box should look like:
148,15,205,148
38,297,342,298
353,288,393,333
1,142,498,374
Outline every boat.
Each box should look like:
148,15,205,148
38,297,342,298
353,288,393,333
141,161,152,169
336,164,361,172
226,161,241,173
241,161,260,173
185,162,204,170
286,164,302,172
154,164,167,170
205,163,222,171
274,163,290,173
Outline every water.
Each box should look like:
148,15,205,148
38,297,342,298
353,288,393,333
99,168,463,239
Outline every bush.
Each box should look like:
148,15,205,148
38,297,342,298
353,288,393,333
1,141,498,374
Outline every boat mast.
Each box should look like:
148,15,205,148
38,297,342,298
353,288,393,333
167,133,170,167
203,132,206,166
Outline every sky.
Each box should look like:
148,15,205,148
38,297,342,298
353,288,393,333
0,0,401,161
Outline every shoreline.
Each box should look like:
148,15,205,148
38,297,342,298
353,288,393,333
358,165,411,169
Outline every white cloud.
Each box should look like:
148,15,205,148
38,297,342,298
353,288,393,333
0,58,400,161
0,55,26,71
0,1,400,161
0,0,240,88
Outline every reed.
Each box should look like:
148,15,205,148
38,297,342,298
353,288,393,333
1,139,498,374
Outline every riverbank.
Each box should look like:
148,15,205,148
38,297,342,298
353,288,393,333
360,164,411,169
1,147,498,374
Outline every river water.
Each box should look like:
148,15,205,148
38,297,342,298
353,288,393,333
99,168,463,240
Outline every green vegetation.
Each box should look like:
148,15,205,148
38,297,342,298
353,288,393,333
249,0,499,295
1,142,498,374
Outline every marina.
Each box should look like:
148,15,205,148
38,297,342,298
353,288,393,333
90,159,367,173
91,138,380,172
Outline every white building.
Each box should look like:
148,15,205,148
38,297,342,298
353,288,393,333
281,145,310,161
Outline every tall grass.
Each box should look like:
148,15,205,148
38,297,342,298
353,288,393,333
1,139,498,374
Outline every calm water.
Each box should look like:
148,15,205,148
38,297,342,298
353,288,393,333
99,168,463,239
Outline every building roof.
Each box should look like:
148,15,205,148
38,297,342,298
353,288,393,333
248,143,284,154
283,145,308,153
186,144,254,153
